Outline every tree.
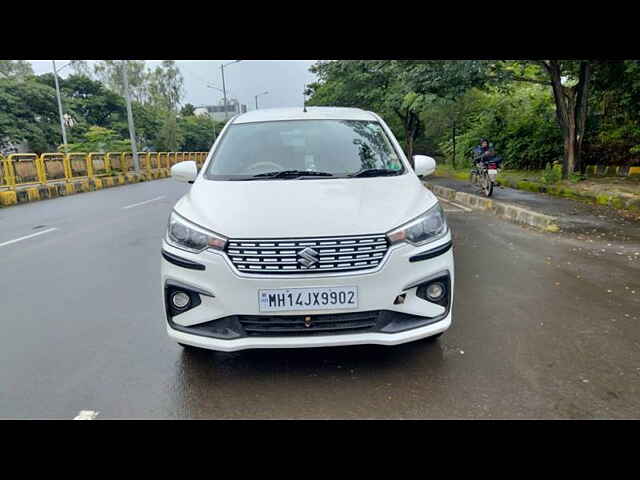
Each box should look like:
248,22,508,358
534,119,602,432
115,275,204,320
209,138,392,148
306,60,425,165
499,60,593,178
155,113,182,151
586,60,640,164
307,60,496,166
399,60,498,167
69,60,93,79
0,76,60,153
35,73,126,130
0,60,33,79
178,115,215,151
180,103,196,116
93,60,149,103
147,60,184,112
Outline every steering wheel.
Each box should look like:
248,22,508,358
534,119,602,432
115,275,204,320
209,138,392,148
246,161,285,174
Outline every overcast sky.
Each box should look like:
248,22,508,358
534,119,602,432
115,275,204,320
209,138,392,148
27,60,318,111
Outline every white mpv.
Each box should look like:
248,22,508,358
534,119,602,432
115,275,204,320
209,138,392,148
162,107,454,352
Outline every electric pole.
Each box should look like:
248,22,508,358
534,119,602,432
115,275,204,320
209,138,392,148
52,61,69,152
220,60,241,120
122,60,140,172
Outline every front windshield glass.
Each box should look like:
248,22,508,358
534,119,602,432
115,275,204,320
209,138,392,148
205,119,404,179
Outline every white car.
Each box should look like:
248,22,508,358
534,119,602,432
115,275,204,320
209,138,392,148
162,107,454,352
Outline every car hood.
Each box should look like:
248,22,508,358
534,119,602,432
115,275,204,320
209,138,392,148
174,174,437,238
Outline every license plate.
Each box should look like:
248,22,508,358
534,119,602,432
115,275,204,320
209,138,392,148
258,286,358,312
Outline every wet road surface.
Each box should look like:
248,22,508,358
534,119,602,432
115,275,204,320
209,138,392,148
1,179,639,418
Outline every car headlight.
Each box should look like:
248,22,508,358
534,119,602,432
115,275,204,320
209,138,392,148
386,203,448,246
166,211,227,253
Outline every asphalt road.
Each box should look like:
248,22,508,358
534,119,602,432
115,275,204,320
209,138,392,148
1,179,639,419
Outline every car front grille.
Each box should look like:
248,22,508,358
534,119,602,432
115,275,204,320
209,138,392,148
225,234,389,274
238,311,380,336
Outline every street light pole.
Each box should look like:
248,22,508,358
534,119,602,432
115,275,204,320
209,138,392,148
52,60,69,152
220,60,241,120
206,83,226,141
122,60,140,172
221,65,227,121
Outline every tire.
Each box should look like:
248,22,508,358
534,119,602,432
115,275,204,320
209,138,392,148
482,172,493,197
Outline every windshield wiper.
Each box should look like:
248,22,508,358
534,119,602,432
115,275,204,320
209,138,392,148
250,170,335,179
348,168,401,178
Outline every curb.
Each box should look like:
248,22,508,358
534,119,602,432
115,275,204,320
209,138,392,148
425,182,560,232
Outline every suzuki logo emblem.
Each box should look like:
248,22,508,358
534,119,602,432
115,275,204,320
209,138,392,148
298,247,319,268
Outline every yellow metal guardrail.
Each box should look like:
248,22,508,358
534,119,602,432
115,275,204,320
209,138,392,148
66,153,90,180
87,153,108,177
158,152,169,169
0,152,207,190
0,155,8,187
41,153,66,183
6,154,41,187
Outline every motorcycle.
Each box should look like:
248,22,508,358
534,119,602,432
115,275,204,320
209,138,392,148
470,156,501,197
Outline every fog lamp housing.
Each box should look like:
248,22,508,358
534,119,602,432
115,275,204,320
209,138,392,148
425,283,445,301
172,291,191,309
414,272,451,308
164,282,204,318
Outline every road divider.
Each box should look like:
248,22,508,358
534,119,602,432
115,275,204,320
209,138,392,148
425,182,560,232
0,151,207,208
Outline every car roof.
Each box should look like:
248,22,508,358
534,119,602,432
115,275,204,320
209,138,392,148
231,107,378,124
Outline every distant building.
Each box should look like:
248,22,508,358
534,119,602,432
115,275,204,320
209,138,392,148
195,99,247,122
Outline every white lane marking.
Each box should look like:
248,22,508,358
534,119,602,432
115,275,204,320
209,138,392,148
439,198,473,212
74,410,99,420
122,196,166,210
0,227,58,248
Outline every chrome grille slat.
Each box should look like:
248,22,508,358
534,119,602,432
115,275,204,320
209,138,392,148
226,234,389,274
226,240,387,250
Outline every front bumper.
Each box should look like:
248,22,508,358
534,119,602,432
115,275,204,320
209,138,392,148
161,234,454,351
167,311,452,352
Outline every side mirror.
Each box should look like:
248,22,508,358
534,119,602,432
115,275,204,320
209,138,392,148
413,155,436,177
171,161,198,183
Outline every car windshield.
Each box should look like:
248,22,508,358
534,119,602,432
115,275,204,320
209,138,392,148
205,119,405,179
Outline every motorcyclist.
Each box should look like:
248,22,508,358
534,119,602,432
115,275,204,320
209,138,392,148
472,138,502,168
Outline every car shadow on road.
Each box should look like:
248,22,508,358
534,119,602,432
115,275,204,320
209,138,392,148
166,338,448,418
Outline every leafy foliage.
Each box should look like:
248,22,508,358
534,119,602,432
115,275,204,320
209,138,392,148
178,115,217,151
0,76,61,153
0,60,34,79
541,162,563,184
0,61,212,156
61,126,131,153
306,59,640,174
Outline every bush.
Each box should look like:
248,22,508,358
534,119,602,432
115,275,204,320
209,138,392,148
541,162,562,184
